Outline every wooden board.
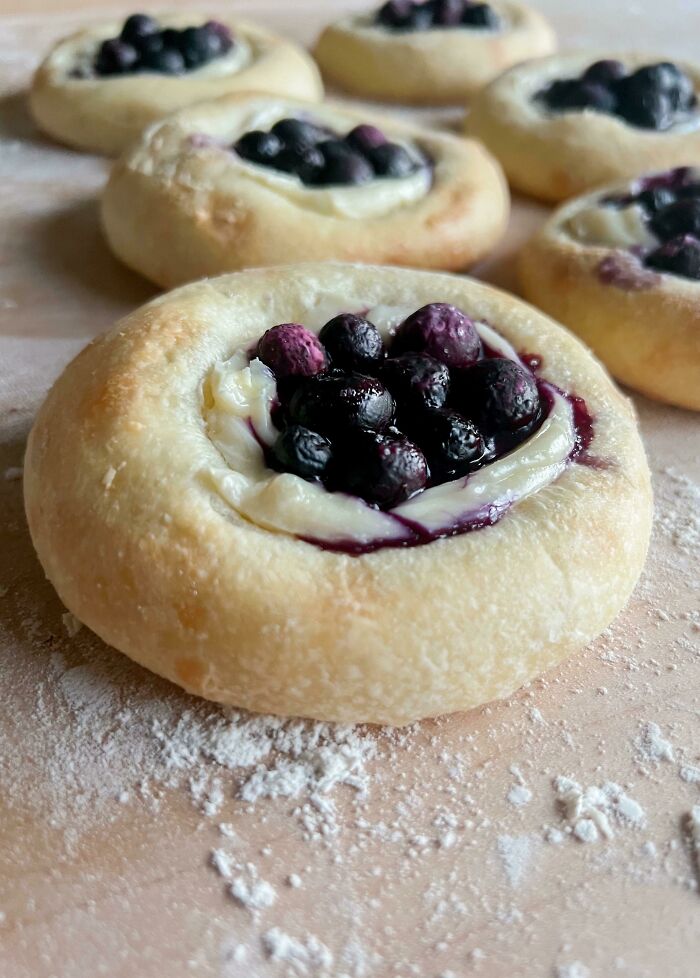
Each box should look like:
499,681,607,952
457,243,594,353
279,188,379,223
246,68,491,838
1,3,699,977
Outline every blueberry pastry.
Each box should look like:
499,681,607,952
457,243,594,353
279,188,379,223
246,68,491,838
468,53,700,202
29,13,323,156
101,94,509,287
313,0,555,105
519,167,700,410
24,264,651,724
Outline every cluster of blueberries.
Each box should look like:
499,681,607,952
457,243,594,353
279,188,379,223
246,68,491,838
234,119,422,188
537,59,697,132
376,0,500,32
254,305,542,510
608,168,700,280
92,14,233,77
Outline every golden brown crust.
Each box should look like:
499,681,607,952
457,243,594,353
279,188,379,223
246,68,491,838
467,52,700,202
313,0,555,104
100,93,510,287
24,264,652,725
29,15,323,156
517,184,700,410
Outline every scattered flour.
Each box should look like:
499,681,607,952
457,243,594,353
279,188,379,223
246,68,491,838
680,765,700,785
230,866,277,913
497,834,535,887
262,927,334,976
553,777,645,842
635,721,675,765
555,964,590,978
655,468,700,556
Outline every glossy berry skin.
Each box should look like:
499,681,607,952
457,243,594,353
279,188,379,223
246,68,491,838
346,124,388,153
636,186,676,216
234,130,283,166
376,0,415,29
455,358,541,434
615,79,674,130
332,431,428,509
369,143,417,178
649,198,700,240
318,314,386,372
431,0,464,26
275,144,325,184
411,408,485,481
289,373,395,437
392,303,481,369
95,39,139,75
270,118,328,151
582,59,626,85
462,3,500,28
257,323,328,379
316,141,374,186
645,235,700,280
382,353,450,415
142,47,186,74
120,13,159,46
269,425,332,480
541,78,617,114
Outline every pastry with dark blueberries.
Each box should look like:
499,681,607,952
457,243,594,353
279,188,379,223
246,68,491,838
468,52,700,201
24,264,652,724
29,12,323,155
519,167,700,409
102,93,509,287
313,0,555,104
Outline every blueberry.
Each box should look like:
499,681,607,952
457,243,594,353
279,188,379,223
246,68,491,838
392,303,481,369
331,432,428,509
178,26,217,69
289,373,395,437
137,32,165,58
257,323,328,379
411,408,485,481
142,46,186,74
318,314,386,372
234,130,283,165
635,186,677,216
269,425,332,480
645,235,700,279
271,118,328,151
369,142,418,178
615,74,675,129
582,59,626,86
541,78,616,113
376,0,415,29
120,13,159,46
382,353,450,416
629,62,695,109
650,198,700,240
315,140,374,186
346,124,387,154
462,2,500,27
430,0,465,26
455,358,540,434
95,39,139,75
376,0,433,30
202,20,234,56
275,144,326,184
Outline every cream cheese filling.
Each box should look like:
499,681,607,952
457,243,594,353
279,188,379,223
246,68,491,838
227,104,431,219
202,306,577,548
66,27,252,81
564,201,657,249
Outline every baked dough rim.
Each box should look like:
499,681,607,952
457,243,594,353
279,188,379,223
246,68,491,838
29,15,324,156
517,179,700,410
24,263,652,725
467,51,700,202
313,0,556,104
100,92,510,287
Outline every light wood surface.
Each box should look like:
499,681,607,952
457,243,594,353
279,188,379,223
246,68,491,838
1,3,699,977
